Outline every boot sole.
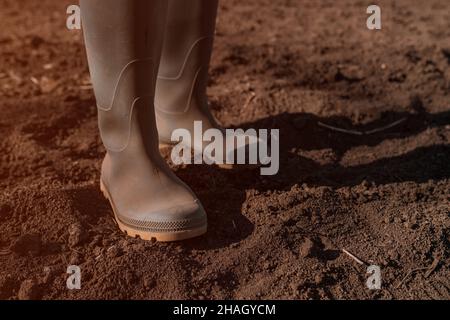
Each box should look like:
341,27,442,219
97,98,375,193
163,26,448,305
100,180,207,242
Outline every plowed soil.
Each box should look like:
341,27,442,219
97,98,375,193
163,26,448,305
0,0,449,300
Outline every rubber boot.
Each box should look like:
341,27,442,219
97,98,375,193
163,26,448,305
155,0,262,167
80,0,207,242
155,0,219,145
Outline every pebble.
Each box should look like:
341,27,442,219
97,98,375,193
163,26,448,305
68,223,87,247
143,278,156,289
300,238,315,258
336,65,366,81
106,246,123,258
314,273,324,285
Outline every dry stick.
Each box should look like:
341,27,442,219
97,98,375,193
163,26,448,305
242,92,256,110
395,257,441,289
318,122,363,135
231,220,237,231
342,249,367,266
70,248,83,255
365,117,407,134
425,257,440,278
318,117,407,136
30,77,39,85
61,252,69,266
395,267,428,289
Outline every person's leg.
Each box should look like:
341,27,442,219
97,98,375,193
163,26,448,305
155,0,219,145
155,0,261,167
80,0,206,241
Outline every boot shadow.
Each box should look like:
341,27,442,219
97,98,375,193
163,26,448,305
167,107,449,250
173,164,256,250
236,108,450,190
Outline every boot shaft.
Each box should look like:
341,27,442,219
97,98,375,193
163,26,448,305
156,0,219,115
81,0,167,153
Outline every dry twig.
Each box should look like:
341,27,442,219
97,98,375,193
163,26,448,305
342,249,367,265
318,117,407,135
242,91,256,110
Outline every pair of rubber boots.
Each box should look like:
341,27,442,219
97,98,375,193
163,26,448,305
81,0,221,241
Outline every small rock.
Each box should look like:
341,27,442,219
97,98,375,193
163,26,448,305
300,238,315,258
68,223,87,247
336,65,366,82
10,234,42,256
38,77,60,94
388,70,406,83
388,249,399,261
314,273,324,285
405,50,421,63
106,246,123,258
143,278,156,289
17,279,40,300
262,261,272,270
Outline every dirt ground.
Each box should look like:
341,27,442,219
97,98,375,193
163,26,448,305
0,0,449,300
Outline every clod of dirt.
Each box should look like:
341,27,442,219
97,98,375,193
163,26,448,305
336,65,366,82
68,223,87,247
314,273,325,285
300,238,316,258
38,76,60,94
106,245,123,258
389,70,407,83
17,279,40,300
405,49,422,63
9,234,42,256
143,278,157,290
